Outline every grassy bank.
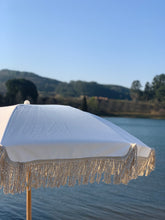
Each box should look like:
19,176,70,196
38,95,165,119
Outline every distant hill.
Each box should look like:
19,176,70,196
0,69,131,100
0,69,61,95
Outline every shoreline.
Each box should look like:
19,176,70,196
100,113,165,119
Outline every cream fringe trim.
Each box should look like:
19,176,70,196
0,145,155,194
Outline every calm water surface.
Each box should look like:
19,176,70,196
0,117,164,220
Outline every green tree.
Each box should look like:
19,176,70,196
81,96,88,111
88,97,99,114
152,74,165,102
152,74,165,90
0,94,4,106
144,82,153,101
156,87,165,102
130,80,142,101
5,79,38,104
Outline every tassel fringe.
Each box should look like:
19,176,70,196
0,145,155,194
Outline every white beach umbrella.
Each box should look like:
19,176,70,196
0,103,155,220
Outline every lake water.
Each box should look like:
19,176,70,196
0,117,164,220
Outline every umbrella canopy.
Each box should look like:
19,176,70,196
0,104,155,195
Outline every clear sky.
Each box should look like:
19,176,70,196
0,0,164,88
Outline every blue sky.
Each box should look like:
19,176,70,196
0,0,164,88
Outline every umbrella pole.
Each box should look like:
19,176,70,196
26,172,32,220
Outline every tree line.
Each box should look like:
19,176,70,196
130,73,165,102
0,74,164,118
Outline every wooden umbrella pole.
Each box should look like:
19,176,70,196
26,171,32,220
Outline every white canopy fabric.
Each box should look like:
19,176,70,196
0,104,155,194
